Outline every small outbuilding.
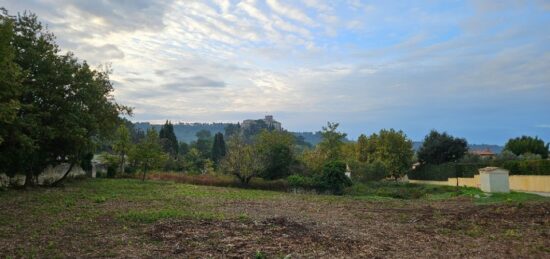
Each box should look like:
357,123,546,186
479,167,510,193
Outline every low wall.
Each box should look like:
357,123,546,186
409,174,550,193
509,175,550,193
0,163,86,187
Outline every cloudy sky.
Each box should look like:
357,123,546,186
1,0,549,144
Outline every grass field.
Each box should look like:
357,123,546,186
1,179,549,258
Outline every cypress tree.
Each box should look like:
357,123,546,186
211,132,226,166
159,120,178,157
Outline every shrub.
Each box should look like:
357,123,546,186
351,160,387,182
140,172,290,191
287,174,318,189
319,161,352,194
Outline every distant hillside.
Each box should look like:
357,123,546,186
133,122,325,145
412,141,503,154
134,122,230,143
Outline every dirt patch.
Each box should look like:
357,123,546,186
148,216,359,257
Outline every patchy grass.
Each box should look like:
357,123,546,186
0,179,549,257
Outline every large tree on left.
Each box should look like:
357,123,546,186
0,10,129,186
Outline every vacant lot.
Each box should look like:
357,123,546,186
0,179,549,258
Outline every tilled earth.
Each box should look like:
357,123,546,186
148,199,550,258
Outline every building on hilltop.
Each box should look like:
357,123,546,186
469,148,496,159
242,115,282,131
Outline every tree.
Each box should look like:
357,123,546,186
192,130,212,158
211,132,226,166
417,130,468,164
221,135,262,184
113,124,131,175
132,129,166,181
159,120,178,158
256,130,295,180
356,134,369,162
318,122,347,161
0,9,22,146
504,136,548,159
224,123,241,138
179,142,189,156
370,129,414,180
320,161,352,194
184,148,205,174
0,11,129,186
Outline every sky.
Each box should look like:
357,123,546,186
1,0,549,144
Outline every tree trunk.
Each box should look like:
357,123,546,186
24,171,34,188
142,168,147,181
51,162,75,187
120,153,125,175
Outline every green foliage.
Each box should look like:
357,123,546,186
221,135,263,184
159,120,179,158
504,136,549,159
344,181,459,199
287,174,318,189
131,129,167,181
191,130,213,159
184,148,206,174
0,9,22,146
299,148,326,176
224,123,241,138
113,124,132,174
79,153,94,172
318,122,347,161
418,130,468,164
319,161,352,194
0,10,128,185
242,120,272,140
369,129,414,180
211,132,226,166
356,134,369,162
350,160,387,182
178,141,189,156
256,130,295,180
409,160,550,180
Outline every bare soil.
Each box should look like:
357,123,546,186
149,199,550,258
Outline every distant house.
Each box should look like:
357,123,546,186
469,148,496,158
242,115,282,131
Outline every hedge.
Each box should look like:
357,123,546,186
408,160,550,180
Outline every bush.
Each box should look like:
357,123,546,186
319,161,352,194
287,174,318,189
139,172,290,191
504,160,550,175
351,160,387,182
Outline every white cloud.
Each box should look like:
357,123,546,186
266,0,314,26
1,0,548,144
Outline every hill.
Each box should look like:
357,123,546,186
134,122,325,145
